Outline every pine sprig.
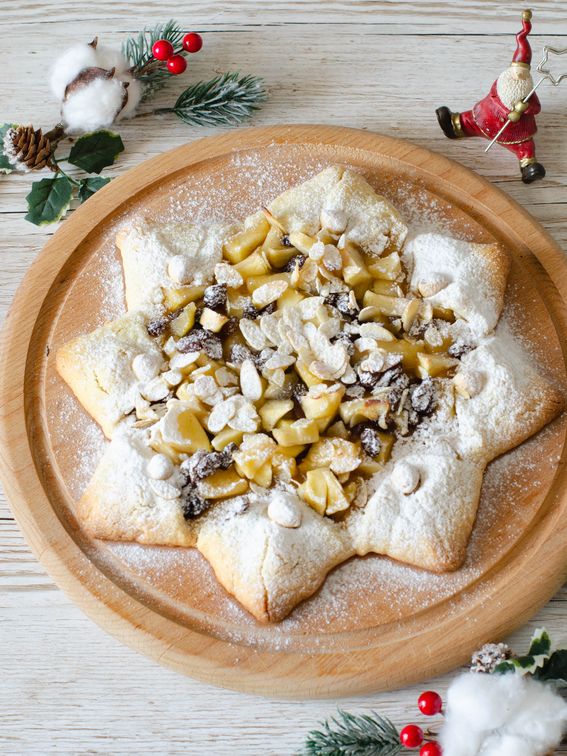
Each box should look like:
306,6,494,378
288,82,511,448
300,710,402,756
156,72,267,127
123,19,185,100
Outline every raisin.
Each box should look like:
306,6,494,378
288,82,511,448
325,292,357,319
360,427,382,458
242,299,260,319
281,234,292,247
376,366,404,387
177,329,222,360
222,316,239,336
181,491,211,520
448,341,474,358
357,368,378,389
230,344,254,366
410,379,435,415
260,301,278,315
333,331,355,355
291,380,308,401
146,309,181,337
183,444,237,484
203,283,227,312
351,421,379,438
283,253,306,272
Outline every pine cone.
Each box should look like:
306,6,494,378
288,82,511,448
470,642,513,673
5,125,55,171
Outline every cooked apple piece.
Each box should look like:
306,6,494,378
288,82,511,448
234,250,272,278
326,420,349,439
195,355,223,371
262,207,287,232
294,359,324,388
432,305,455,322
300,437,360,475
169,302,196,337
288,231,316,254
233,433,276,478
173,390,210,424
211,427,244,451
297,469,328,515
340,243,373,287
367,252,402,281
376,432,394,464
320,469,350,515
357,457,383,475
223,218,270,264
226,291,249,317
375,338,424,371
372,279,402,296
339,398,389,427
199,307,229,333
198,468,249,499
162,409,212,454
163,285,206,312
265,247,297,269
362,291,406,316
246,271,291,294
417,352,459,378
278,287,305,309
272,418,320,446
259,399,294,431
401,299,421,332
253,461,273,488
275,443,306,458
261,225,287,251
300,385,345,424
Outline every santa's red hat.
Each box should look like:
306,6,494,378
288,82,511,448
512,9,533,67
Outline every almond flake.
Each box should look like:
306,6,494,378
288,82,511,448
194,375,218,399
162,369,183,386
252,280,289,308
207,398,236,433
359,323,395,341
360,351,386,373
354,337,379,353
132,353,162,382
214,262,244,288
215,367,238,387
140,376,170,402
322,244,342,271
240,359,263,401
163,336,177,356
298,296,324,320
308,241,325,261
260,312,283,346
169,351,200,370
240,318,268,350
264,352,295,369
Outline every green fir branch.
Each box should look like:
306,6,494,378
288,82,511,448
300,710,402,756
123,19,185,100
156,72,267,127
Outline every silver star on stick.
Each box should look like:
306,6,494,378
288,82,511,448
485,45,567,152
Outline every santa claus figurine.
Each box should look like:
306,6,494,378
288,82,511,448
436,9,545,184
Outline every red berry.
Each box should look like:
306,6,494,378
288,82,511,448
400,725,424,748
166,55,187,75
183,32,203,53
152,39,174,61
420,743,442,756
418,691,443,716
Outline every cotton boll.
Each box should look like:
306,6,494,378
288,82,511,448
439,720,482,756
116,74,142,119
50,43,99,99
505,676,567,751
481,734,535,756
62,76,127,133
444,673,518,731
92,44,130,74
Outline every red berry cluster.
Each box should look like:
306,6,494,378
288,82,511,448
151,32,203,75
399,691,443,754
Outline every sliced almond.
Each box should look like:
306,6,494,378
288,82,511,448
252,279,289,308
240,359,263,401
240,318,268,350
402,299,421,332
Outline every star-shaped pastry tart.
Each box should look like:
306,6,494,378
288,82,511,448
56,166,564,622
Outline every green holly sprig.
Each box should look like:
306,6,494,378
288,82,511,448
2,128,124,225
1,19,266,226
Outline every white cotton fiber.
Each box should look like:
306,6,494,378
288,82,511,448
50,43,99,99
61,77,126,133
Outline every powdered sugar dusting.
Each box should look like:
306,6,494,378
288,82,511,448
46,147,566,641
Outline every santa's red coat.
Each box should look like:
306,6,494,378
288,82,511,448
471,80,540,143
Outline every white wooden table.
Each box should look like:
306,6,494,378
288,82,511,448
1,2,566,753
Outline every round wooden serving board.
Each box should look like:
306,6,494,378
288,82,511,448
1,125,567,698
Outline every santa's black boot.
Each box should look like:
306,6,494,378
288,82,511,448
521,162,546,184
436,106,459,139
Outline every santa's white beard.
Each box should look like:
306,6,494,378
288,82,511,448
496,67,533,108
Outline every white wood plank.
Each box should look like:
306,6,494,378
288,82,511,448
1,1,566,752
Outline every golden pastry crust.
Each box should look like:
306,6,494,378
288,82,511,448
56,311,162,439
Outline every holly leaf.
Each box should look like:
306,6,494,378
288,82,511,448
0,122,16,174
534,650,567,686
493,661,517,675
25,176,73,225
78,176,111,203
67,130,124,174
528,628,552,658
